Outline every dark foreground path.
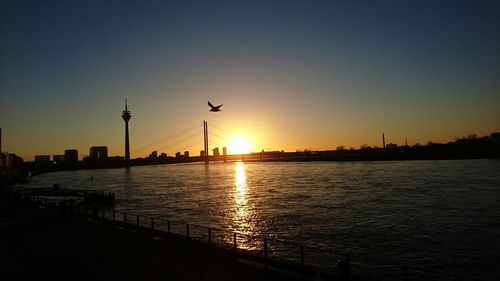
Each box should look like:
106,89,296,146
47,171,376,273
0,199,306,281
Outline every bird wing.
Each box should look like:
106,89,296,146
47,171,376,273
208,101,215,109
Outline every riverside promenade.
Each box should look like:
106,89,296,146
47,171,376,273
0,197,309,281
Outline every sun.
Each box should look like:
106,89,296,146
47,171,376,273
228,137,251,155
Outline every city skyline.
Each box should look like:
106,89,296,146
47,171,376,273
1,0,499,160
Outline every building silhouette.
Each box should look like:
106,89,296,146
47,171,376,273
223,147,227,162
35,155,50,162
213,147,220,157
149,151,158,158
89,146,108,160
53,155,65,162
64,149,78,162
2,153,23,169
386,143,398,149
122,100,132,161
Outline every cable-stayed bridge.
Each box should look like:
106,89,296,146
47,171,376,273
132,121,278,164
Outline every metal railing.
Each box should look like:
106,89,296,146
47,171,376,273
22,195,482,281
98,208,326,270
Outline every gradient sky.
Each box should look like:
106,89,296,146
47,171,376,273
1,0,499,160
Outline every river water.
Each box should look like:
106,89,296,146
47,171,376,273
19,159,500,280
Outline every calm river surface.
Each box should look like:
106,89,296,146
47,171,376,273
19,159,500,280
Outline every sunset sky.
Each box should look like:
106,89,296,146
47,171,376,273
1,0,499,160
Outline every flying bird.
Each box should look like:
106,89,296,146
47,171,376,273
208,101,223,112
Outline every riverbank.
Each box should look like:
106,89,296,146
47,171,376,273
13,160,500,281
0,197,314,281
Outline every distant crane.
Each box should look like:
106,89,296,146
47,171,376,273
208,101,223,112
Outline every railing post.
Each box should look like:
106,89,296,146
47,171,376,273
167,221,171,233
151,218,154,230
112,210,116,221
263,238,268,269
136,215,140,227
233,233,237,254
186,224,190,239
300,245,305,267
208,228,212,245
338,256,351,281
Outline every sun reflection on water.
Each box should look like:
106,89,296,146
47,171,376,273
235,161,248,216
232,161,259,250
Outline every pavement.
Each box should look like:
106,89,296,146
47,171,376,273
0,197,311,281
